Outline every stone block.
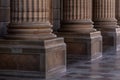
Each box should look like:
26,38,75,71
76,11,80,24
0,38,66,80
101,28,120,52
58,31,102,61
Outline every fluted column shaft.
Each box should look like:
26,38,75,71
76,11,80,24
61,0,96,33
11,0,50,23
116,0,120,25
93,0,119,28
62,0,91,21
7,0,55,40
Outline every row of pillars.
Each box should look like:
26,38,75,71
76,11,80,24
1,0,120,79
3,0,120,48
0,0,120,68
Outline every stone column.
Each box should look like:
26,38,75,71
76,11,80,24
58,0,102,60
116,0,120,25
0,0,66,79
0,0,10,36
93,0,120,52
6,0,56,40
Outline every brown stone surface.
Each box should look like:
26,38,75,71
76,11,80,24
58,31,102,61
93,0,120,52
58,0,102,60
0,8,10,22
0,38,66,79
0,0,10,22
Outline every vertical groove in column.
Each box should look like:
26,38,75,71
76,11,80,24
73,0,75,20
80,0,83,19
107,0,110,18
104,0,107,18
21,0,23,22
26,0,29,22
84,0,86,19
45,0,46,21
11,0,14,23
17,0,19,22
70,0,72,20
67,0,69,20
29,0,32,22
32,0,34,22
77,0,80,20
37,0,39,21
39,0,41,21
76,0,78,20
41,0,43,21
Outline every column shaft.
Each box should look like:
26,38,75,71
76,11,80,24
62,0,91,21
60,0,96,33
93,0,118,28
11,0,50,23
94,0,116,21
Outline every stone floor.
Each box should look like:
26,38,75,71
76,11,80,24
0,51,120,80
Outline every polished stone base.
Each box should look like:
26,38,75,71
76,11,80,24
101,28,120,52
58,31,102,61
0,38,66,80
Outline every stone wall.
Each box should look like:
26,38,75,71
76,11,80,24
0,0,10,37
53,0,60,31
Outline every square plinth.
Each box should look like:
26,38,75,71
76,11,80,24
58,31,102,61
101,28,120,52
0,38,66,80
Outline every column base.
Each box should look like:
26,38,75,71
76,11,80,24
101,28,120,52
0,38,66,80
57,31,102,61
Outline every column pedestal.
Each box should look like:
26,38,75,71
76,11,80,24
58,0,102,61
94,22,120,52
58,31,102,61
104,28,120,52
0,38,66,80
95,27,120,53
